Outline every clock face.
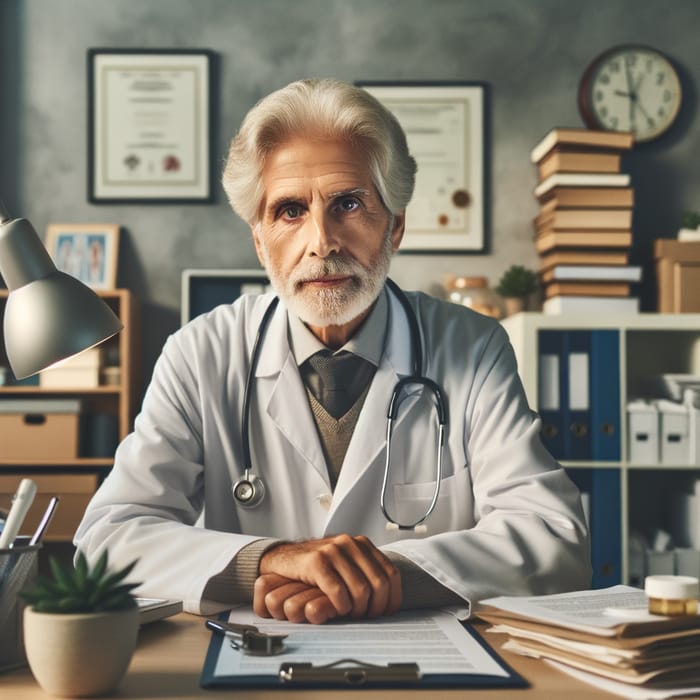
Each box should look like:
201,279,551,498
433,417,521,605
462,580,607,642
578,45,682,142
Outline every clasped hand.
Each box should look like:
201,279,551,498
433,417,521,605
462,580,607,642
254,534,401,624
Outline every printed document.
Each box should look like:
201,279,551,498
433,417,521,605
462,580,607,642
211,608,509,679
479,585,657,636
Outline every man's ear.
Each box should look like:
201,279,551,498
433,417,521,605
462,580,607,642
251,224,266,267
390,211,406,252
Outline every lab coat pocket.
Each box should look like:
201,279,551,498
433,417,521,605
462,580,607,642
391,466,473,535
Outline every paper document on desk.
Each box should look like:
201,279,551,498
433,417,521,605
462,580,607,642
546,660,700,700
203,607,521,688
477,585,700,637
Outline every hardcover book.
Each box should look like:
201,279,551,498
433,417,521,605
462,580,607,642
534,231,632,254
538,187,634,209
531,128,634,164
535,208,633,232
537,150,621,181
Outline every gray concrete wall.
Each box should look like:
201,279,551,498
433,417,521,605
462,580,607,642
3,0,700,392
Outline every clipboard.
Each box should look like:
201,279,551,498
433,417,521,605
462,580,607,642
200,612,527,690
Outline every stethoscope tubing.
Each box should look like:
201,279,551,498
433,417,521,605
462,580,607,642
235,279,448,530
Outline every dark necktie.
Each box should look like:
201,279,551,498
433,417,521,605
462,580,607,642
301,350,376,419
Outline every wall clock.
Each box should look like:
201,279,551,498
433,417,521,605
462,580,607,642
578,45,682,143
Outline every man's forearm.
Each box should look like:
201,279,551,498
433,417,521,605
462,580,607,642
203,537,464,612
202,538,279,604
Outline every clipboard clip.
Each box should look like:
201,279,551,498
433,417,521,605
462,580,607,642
279,658,422,685
205,619,287,656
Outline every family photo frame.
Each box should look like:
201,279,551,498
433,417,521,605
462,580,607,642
45,224,120,290
357,81,488,253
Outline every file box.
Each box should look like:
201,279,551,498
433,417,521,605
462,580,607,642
0,399,81,460
627,401,659,464
39,348,102,389
656,399,690,465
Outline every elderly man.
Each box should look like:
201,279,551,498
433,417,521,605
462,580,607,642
75,79,591,624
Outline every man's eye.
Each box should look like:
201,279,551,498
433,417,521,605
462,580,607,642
281,205,303,220
337,197,359,213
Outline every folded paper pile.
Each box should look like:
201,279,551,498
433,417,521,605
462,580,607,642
477,585,700,697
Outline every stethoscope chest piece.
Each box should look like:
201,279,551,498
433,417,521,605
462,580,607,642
232,471,265,508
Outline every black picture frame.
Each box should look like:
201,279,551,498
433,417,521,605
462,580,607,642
357,81,489,254
87,48,215,204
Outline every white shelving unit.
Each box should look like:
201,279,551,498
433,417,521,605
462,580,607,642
500,311,700,585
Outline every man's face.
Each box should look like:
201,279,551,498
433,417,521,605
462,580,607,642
252,136,404,343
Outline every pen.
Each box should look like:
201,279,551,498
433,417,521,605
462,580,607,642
29,496,60,546
0,478,37,549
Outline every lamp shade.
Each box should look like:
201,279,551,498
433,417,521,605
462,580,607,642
0,216,123,379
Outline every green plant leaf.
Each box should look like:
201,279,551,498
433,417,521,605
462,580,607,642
49,556,76,592
88,550,109,584
74,552,88,589
96,559,138,592
21,549,141,614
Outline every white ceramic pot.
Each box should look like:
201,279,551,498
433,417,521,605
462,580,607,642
503,296,526,317
23,606,139,697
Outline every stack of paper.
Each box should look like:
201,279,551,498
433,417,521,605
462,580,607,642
476,586,700,697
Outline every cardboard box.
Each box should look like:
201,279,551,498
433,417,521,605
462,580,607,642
39,348,102,389
0,474,97,541
654,239,700,312
39,368,100,389
0,399,81,460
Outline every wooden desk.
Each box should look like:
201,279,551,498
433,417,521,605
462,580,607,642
0,613,656,698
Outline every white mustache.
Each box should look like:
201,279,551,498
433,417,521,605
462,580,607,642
291,256,364,285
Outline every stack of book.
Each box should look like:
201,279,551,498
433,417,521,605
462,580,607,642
531,128,641,314
477,586,700,697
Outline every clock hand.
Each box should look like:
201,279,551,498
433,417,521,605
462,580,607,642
623,60,637,126
635,99,654,127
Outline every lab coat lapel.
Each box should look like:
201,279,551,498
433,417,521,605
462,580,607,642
325,289,422,528
255,302,330,486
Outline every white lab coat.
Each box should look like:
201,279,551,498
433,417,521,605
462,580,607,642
74,289,591,614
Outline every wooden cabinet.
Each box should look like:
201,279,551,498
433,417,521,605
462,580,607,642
501,311,700,587
0,289,140,541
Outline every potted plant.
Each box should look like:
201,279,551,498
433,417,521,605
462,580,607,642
495,265,538,315
21,551,139,697
678,210,700,241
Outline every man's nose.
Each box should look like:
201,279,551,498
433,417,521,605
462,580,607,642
308,210,341,257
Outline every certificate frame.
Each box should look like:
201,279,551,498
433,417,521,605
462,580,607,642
87,48,214,204
357,81,488,253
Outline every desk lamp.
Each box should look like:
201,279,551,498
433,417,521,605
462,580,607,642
0,204,123,379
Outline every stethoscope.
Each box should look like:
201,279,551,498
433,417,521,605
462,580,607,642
232,278,449,532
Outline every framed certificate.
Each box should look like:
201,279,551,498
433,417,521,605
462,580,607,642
358,82,487,252
88,49,214,203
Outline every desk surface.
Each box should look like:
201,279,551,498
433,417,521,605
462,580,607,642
0,613,690,699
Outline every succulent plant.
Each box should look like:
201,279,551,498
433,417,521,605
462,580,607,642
495,265,538,298
21,551,139,614
681,210,700,229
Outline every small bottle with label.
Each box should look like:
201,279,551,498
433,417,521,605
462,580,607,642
645,575,699,616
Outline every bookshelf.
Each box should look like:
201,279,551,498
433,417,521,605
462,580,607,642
0,289,140,541
500,311,700,587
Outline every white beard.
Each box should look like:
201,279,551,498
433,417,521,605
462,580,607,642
260,227,394,327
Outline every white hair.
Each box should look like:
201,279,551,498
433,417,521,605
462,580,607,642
221,78,417,225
